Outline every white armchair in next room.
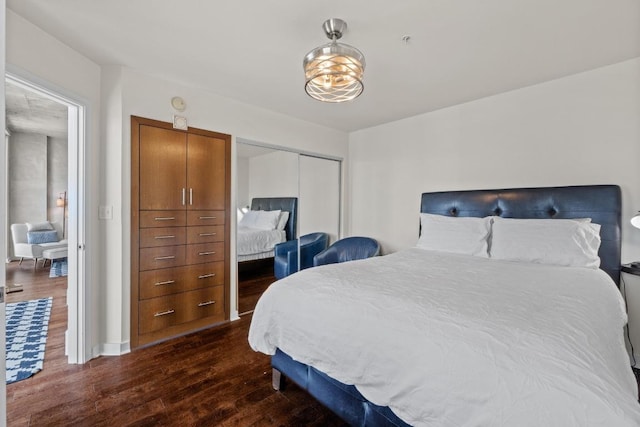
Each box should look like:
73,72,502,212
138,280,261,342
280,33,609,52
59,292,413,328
10,221,68,268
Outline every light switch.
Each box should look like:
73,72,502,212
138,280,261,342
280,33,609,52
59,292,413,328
99,205,113,220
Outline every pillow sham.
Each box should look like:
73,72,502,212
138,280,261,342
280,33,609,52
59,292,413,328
276,211,290,231
27,230,59,244
238,210,259,228
490,217,601,268
26,221,53,232
238,210,282,230
417,213,491,257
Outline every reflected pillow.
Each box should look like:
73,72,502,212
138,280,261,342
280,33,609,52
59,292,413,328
238,210,259,228
27,230,59,244
417,213,491,257
276,211,290,231
239,210,281,230
490,217,601,268
26,221,53,231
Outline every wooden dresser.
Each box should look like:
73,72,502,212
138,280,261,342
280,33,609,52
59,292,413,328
131,116,231,348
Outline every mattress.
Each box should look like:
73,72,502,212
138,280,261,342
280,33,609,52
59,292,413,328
249,248,640,426
237,226,285,258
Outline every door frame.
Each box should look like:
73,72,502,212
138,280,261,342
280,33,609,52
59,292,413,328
5,69,89,364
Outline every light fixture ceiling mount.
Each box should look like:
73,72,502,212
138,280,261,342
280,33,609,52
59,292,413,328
303,18,365,103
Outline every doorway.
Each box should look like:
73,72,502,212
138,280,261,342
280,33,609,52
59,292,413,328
4,71,86,366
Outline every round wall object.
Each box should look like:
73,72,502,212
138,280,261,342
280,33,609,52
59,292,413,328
171,96,186,111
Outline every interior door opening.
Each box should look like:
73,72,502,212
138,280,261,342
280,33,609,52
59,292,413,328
4,71,86,367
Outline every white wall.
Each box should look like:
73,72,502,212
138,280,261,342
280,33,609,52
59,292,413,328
248,151,299,200
299,156,341,243
236,156,249,210
349,58,640,262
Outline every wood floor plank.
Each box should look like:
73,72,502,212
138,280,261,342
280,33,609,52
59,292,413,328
4,260,347,426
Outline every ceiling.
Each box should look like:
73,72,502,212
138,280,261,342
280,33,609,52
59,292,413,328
7,0,640,132
5,81,68,139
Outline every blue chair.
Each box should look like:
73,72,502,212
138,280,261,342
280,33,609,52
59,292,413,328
313,236,380,267
274,232,329,279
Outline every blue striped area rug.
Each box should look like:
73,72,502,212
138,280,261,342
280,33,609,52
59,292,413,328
49,257,68,278
5,297,53,384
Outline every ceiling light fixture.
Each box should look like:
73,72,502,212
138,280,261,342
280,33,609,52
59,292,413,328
303,18,366,103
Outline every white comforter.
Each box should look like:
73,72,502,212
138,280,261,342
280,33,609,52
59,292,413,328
236,226,285,256
248,248,640,426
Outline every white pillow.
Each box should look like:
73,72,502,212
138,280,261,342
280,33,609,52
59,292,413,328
417,213,491,257
238,210,259,228
26,221,53,231
490,217,601,268
241,210,281,230
276,211,290,231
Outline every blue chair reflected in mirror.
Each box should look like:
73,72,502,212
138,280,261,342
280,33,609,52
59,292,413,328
274,232,329,279
313,236,380,267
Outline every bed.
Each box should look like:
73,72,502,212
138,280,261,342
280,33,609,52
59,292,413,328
248,185,640,426
237,197,297,263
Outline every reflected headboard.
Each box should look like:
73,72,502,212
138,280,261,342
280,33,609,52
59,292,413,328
250,197,298,241
420,185,622,285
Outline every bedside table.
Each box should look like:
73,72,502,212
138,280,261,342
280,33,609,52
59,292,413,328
621,264,640,366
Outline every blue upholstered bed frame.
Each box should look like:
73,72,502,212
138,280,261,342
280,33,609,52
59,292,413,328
250,197,298,241
271,185,622,426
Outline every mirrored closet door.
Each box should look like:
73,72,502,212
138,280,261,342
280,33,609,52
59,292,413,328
236,140,342,316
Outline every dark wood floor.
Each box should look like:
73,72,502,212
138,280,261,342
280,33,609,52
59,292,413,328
238,260,275,316
5,260,345,426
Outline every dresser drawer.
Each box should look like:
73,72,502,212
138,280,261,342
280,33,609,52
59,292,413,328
140,227,186,248
138,286,225,334
139,294,179,334
176,286,225,324
139,262,225,299
186,225,224,244
139,245,186,271
186,242,224,264
140,210,186,228
187,210,225,226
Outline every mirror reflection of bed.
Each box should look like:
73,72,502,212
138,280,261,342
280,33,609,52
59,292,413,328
237,197,297,315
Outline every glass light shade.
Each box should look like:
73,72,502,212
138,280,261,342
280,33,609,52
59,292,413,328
631,212,640,229
303,41,365,103
56,197,65,207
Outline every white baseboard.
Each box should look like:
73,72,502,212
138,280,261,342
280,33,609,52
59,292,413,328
94,341,131,357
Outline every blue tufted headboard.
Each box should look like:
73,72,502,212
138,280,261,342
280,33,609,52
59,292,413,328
420,185,622,285
250,197,298,241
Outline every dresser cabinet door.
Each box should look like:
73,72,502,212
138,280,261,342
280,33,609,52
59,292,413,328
187,134,226,210
139,125,186,210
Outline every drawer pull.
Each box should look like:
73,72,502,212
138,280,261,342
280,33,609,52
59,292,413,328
198,273,216,279
199,232,217,236
198,300,216,307
154,217,175,221
154,255,176,260
154,235,176,239
198,251,216,256
154,309,175,317
199,216,217,220
154,280,175,286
